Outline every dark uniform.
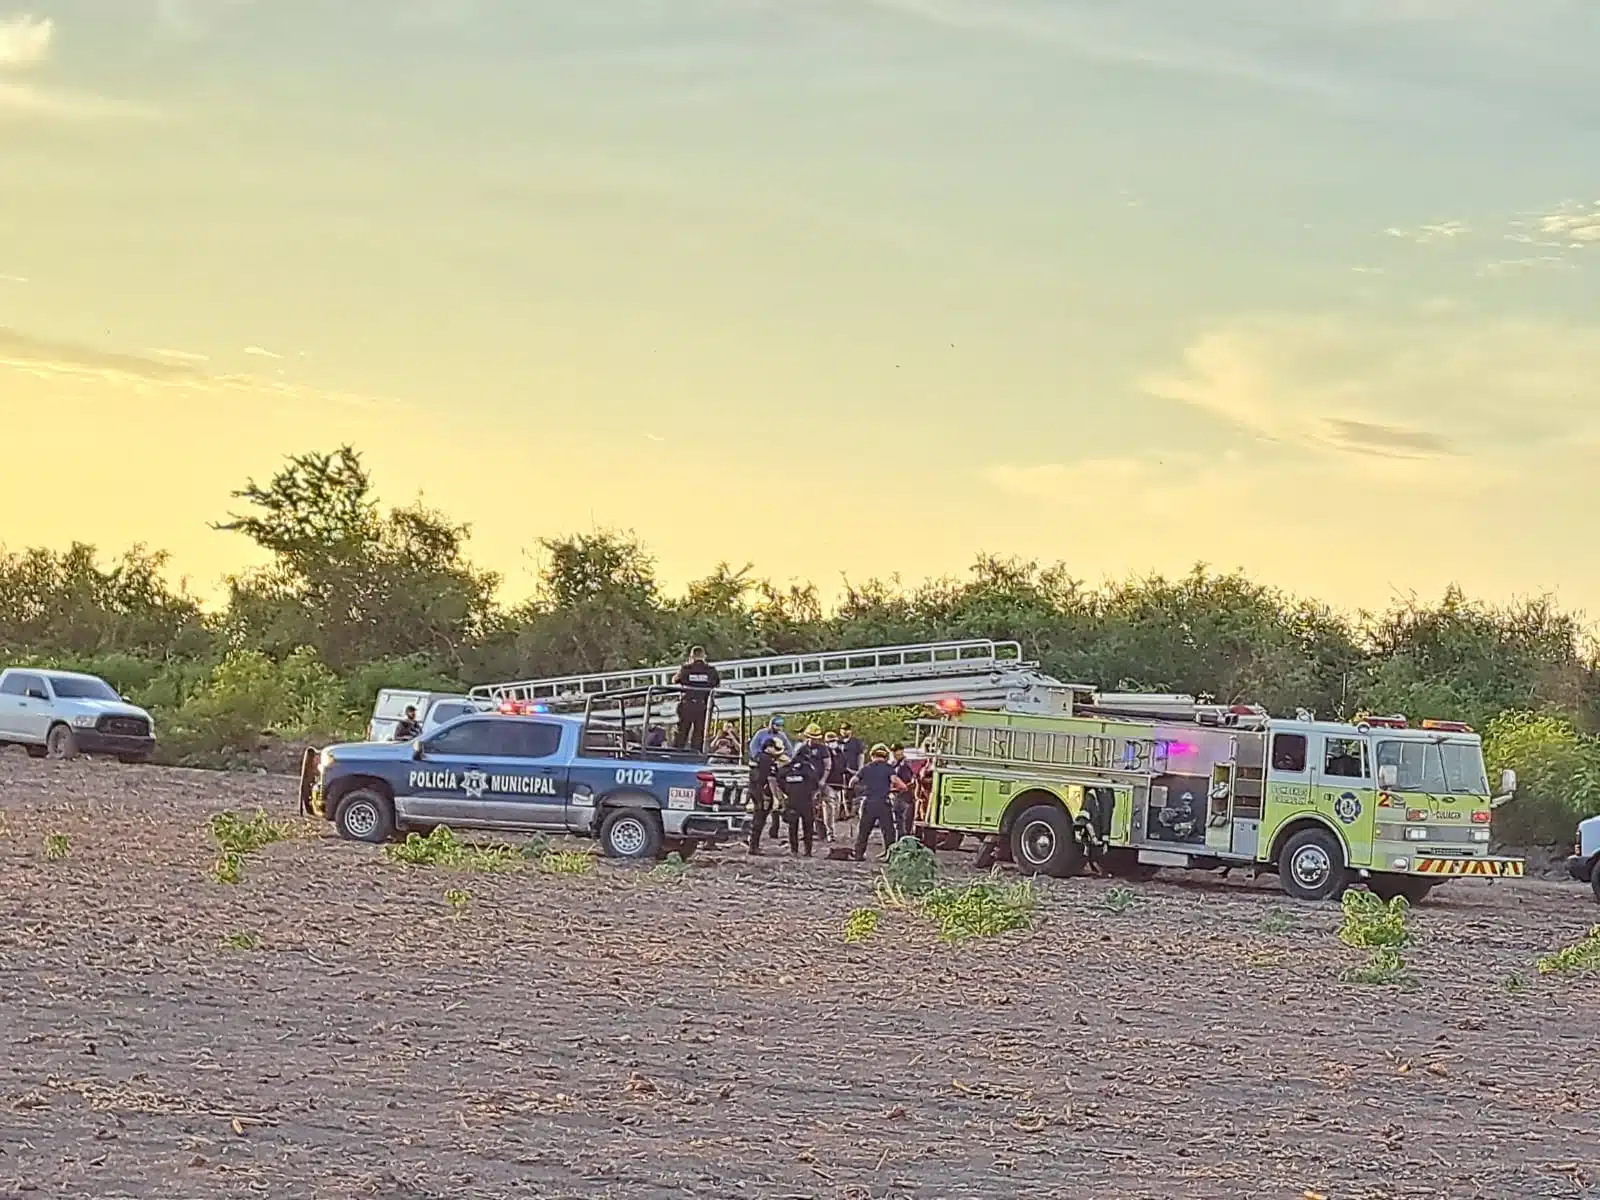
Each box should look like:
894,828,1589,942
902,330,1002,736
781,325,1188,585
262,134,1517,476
852,756,899,860
747,743,784,854
782,752,824,857
891,752,917,840
791,738,832,842
393,710,422,741
673,655,722,750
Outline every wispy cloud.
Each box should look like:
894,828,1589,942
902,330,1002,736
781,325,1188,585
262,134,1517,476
0,272,27,284
242,344,283,360
0,327,399,413
0,13,51,68
1536,200,1600,245
1384,220,1471,244
1140,312,1600,464
0,13,159,121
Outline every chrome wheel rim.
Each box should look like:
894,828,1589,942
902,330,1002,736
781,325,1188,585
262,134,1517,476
1291,845,1330,890
344,801,378,839
1021,820,1055,865
611,817,647,856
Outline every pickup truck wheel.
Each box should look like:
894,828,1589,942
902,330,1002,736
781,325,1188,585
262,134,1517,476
601,809,664,860
1009,803,1082,879
45,724,77,760
1591,862,1600,904
335,788,395,844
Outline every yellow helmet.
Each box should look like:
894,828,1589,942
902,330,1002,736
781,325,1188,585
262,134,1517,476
804,723,823,738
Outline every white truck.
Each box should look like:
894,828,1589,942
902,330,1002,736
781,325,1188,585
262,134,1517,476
1567,814,1600,903
366,689,488,742
0,668,157,762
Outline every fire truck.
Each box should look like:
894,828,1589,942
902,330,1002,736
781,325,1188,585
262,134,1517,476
913,694,1522,903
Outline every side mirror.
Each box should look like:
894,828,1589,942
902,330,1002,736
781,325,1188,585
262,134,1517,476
1498,768,1517,796
1377,764,1398,790
25,688,47,701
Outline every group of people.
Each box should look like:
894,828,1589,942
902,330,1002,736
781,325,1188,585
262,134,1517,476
742,715,926,861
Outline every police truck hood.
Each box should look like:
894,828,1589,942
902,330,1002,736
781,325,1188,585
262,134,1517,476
326,740,416,761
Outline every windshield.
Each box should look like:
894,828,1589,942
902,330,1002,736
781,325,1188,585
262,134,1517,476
1375,739,1489,795
48,676,120,701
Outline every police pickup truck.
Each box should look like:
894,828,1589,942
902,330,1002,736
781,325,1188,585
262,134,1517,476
299,691,749,859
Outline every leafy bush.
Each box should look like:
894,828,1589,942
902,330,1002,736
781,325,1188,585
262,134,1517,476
921,878,1036,942
539,850,595,876
1537,927,1600,976
843,907,880,943
1484,711,1600,846
879,837,938,901
383,826,525,872
208,809,292,884
220,931,260,951
1338,891,1415,987
1338,890,1412,949
43,833,70,861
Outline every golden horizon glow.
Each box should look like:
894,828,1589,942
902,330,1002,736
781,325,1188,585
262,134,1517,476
2,3,1597,615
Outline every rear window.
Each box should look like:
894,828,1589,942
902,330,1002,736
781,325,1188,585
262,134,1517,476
430,702,473,725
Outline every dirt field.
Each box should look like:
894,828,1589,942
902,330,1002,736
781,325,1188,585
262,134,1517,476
2,755,1598,1200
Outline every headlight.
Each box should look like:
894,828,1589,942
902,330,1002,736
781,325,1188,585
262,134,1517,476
1404,827,1429,841
319,749,334,770
71,714,98,729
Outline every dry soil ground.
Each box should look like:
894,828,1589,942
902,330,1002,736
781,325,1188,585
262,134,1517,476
2,755,1598,1200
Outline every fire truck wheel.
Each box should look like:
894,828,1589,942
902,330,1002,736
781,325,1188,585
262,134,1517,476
1010,804,1082,879
1278,827,1349,902
1366,873,1433,905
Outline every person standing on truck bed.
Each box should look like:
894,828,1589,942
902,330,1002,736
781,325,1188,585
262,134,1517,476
852,744,899,861
673,646,722,751
393,706,422,742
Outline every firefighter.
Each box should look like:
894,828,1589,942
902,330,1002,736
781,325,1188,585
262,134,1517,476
781,737,825,857
747,737,786,855
851,743,899,860
672,645,721,750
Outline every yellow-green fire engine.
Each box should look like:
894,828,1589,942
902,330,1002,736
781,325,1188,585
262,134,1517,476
916,691,1522,902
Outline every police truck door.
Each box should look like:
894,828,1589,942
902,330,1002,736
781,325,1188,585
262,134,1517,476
406,718,566,829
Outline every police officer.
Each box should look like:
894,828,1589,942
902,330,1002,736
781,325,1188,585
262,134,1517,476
747,737,786,854
782,739,825,857
852,744,899,860
393,706,422,742
790,724,832,843
673,646,722,751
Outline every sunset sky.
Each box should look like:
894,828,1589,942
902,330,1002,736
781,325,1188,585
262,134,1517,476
2,1,1597,613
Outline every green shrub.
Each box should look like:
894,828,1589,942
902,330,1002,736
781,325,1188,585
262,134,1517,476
1484,711,1600,846
1338,890,1412,949
920,878,1036,942
383,826,524,872
1537,926,1600,976
843,907,880,943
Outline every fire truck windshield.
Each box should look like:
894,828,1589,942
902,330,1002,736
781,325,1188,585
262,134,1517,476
1375,738,1489,795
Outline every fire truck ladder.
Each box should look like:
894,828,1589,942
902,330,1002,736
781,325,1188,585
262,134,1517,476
469,639,1071,720
914,718,1163,790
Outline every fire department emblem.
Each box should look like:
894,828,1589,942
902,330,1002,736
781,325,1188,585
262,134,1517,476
461,769,489,799
1334,791,1361,825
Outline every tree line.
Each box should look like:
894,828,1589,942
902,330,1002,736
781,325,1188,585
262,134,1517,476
2,446,1597,845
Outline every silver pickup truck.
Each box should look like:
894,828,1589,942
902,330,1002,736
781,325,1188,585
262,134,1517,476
0,668,156,761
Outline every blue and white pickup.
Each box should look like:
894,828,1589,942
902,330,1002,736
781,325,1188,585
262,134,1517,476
299,704,749,859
